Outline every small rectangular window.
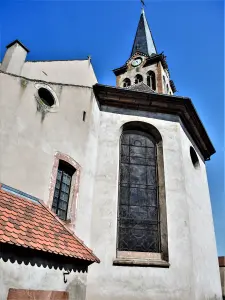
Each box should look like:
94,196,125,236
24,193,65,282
52,161,75,220
83,111,86,122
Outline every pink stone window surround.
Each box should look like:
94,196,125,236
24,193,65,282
48,152,81,228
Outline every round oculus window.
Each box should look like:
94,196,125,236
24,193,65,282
38,88,55,107
190,146,200,169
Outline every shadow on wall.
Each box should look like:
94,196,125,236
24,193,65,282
66,273,87,300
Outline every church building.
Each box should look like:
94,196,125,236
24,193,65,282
0,7,223,300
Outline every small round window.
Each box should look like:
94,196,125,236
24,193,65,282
190,146,200,169
38,88,55,107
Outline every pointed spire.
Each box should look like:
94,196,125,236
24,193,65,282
131,8,157,57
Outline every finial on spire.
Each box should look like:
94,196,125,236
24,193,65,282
87,55,91,63
141,0,145,8
140,0,146,15
130,4,157,57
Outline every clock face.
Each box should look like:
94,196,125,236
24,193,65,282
131,57,142,67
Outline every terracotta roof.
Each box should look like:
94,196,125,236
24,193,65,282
219,256,225,267
0,184,99,264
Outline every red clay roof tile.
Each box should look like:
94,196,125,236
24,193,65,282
0,187,99,264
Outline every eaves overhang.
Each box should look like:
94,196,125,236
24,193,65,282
0,184,100,272
0,242,92,273
170,79,177,93
143,53,168,70
113,51,151,76
113,64,128,76
113,53,170,77
93,84,215,161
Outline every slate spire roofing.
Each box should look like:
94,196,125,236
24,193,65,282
131,8,157,57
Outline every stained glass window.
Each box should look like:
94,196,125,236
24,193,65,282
118,131,160,253
52,161,75,221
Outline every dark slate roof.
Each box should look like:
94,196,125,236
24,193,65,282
93,83,215,161
6,40,30,53
143,53,168,68
126,82,155,93
131,8,157,57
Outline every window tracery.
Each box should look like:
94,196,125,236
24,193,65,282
118,130,160,252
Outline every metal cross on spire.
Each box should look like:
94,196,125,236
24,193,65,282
131,1,157,57
141,0,146,8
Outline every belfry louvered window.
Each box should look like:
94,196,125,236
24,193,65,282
52,161,75,220
123,78,131,88
118,130,160,253
134,74,143,84
147,71,156,91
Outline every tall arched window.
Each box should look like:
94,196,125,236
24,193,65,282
134,74,143,84
166,84,169,94
147,71,156,90
163,76,166,93
117,122,168,260
123,78,131,88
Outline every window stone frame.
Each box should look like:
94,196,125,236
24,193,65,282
48,152,81,229
113,121,169,267
34,83,59,113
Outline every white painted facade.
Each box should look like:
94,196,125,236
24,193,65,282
0,10,222,299
21,60,97,86
1,42,28,75
85,108,221,300
0,41,97,86
0,69,100,300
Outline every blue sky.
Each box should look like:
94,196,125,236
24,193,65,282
0,1,224,255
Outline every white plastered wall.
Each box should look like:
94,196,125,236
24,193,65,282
179,124,222,300
85,108,222,300
0,72,100,300
20,60,97,86
86,109,193,300
1,43,27,75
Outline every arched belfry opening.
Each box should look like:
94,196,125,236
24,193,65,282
134,74,143,84
123,78,131,88
147,71,156,91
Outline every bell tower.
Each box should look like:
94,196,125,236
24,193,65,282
113,8,176,95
